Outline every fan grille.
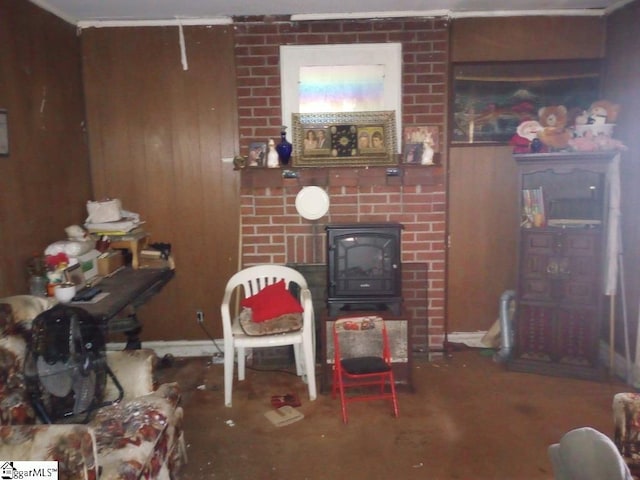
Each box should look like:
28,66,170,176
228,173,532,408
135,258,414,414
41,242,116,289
26,304,109,423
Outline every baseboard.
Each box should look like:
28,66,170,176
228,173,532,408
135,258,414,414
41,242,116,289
107,339,224,358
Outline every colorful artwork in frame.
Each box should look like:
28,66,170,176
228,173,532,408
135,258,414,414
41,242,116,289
451,60,601,144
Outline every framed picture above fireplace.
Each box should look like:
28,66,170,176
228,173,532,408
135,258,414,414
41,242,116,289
292,111,398,167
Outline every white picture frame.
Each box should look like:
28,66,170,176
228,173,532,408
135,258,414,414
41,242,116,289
280,43,402,153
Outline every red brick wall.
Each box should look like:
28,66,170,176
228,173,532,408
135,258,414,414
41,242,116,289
234,17,448,354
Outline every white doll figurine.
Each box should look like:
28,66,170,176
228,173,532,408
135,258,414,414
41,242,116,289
421,131,435,165
266,139,279,168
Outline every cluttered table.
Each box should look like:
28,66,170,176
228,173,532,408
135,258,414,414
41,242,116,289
77,266,174,348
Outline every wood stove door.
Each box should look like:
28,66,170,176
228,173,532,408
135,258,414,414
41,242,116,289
328,230,401,299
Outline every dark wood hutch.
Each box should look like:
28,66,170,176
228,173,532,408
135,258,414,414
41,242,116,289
508,151,619,380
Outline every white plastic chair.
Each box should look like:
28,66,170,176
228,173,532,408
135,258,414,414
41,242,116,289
220,264,317,407
548,427,633,480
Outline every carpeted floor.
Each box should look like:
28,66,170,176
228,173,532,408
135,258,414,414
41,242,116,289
157,349,630,480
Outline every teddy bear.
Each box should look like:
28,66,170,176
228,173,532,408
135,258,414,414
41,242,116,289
537,105,571,150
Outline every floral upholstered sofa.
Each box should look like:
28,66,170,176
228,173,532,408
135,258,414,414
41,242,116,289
0,295,186,480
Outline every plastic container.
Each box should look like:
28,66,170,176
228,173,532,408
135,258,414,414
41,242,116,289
29,275,48,297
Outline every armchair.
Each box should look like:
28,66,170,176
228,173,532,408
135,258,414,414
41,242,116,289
0,295,186,480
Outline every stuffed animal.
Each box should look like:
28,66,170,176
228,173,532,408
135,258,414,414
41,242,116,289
510,120,544,153
537,105,571,150
566,106,586,129
586,100,620,125
569,128,628,152
538,105,567,130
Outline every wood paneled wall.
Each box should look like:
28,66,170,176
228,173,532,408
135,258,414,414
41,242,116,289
451,16,605,62
0,0,91,296
81,26,240,342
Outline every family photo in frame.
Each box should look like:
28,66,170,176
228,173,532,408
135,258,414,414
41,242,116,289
293,111,397,167
402,126,439,165
247,142,267,167
302,127,331,155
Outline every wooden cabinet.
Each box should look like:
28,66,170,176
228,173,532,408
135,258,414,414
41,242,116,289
508,151,617,380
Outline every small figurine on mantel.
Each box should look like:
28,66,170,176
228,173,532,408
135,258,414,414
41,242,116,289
266,138,279,168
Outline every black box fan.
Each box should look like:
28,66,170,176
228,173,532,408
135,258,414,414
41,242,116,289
24,305,123,423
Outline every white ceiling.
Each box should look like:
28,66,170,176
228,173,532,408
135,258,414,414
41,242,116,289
31,0,630,25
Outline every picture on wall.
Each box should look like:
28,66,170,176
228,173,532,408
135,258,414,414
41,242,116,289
248,142,267,167
402,126,439,165
451,60,601,144
302,127,332,155
292,111,397,167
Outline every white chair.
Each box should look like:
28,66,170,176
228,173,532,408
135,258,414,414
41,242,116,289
548,427,633,480
220,264,317,407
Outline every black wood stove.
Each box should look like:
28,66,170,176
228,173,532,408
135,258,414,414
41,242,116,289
325,223,403,317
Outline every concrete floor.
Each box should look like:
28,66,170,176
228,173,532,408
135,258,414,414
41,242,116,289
157,349,629,480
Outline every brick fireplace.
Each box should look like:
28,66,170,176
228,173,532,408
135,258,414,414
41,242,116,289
240,166,445,355
234,16,449,355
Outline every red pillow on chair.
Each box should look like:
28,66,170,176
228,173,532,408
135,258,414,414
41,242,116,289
240,279,303,323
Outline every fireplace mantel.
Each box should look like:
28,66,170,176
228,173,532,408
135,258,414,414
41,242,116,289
239,164,443,190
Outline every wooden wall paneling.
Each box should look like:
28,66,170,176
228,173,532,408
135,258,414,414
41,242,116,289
0,1,91,296
82,26,239,343
82,29,140,201
129,28,183,340
451,16,606,62
447,146,519,333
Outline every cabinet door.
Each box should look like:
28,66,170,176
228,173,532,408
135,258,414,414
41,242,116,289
555,307,599,366
514,304,555,361
519,230,556,302
561,231,601,306
519,229,601,305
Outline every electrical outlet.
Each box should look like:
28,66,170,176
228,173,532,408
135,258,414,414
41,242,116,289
196,310,204,324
